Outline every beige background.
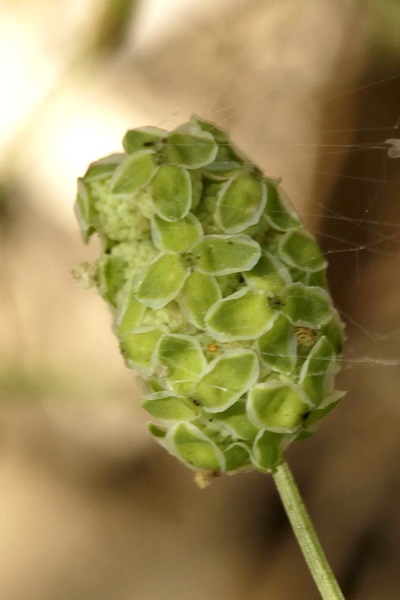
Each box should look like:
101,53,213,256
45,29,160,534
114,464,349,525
0,1,400,598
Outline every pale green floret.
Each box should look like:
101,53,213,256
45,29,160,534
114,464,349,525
179,271,221,329
133,189,157,220
143,301,190,333
75,179,93,242
90,179,151,243
215,274,243,298
278,230,328,272
135,253,188,308
123,126,167,155
75,115,345,476
191,234,261,275
193,349,259,412
244,250,291,293
115,283,146,335
82,153,125,183
163,123,218,169
120,327,163,374
281,283,333,327
151,164,192,221
264,184,301,231
224,443,252,472
206,399,258,441
141,391,199,422
205,289,276,342
111,150,157,196
257,314,297,374
247,381,312,433
109,240,156,271
215,174,267,233
252,430,285,471
188,169,202,210
151,213,203,253
153,334,208,396
298,337,336,406
164,423,225,472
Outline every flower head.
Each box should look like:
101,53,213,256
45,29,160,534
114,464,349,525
75,116,345,477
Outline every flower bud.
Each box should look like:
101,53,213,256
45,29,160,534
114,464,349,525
75,116,345,477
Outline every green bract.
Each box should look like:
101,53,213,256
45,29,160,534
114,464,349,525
75,116,345,478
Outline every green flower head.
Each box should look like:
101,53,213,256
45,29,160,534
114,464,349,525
75,116,345,481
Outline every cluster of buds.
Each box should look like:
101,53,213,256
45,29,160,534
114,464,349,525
75,116,344,479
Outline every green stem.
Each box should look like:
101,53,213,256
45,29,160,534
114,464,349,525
272,459,345,600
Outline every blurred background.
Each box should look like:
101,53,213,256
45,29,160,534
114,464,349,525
0,1,400,598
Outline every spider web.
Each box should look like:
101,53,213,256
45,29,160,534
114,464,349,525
137,8,400,379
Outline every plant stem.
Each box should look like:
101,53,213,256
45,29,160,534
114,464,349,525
272,459,345,600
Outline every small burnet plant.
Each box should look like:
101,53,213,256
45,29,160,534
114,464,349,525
75,116,347,599
75,115,345,480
